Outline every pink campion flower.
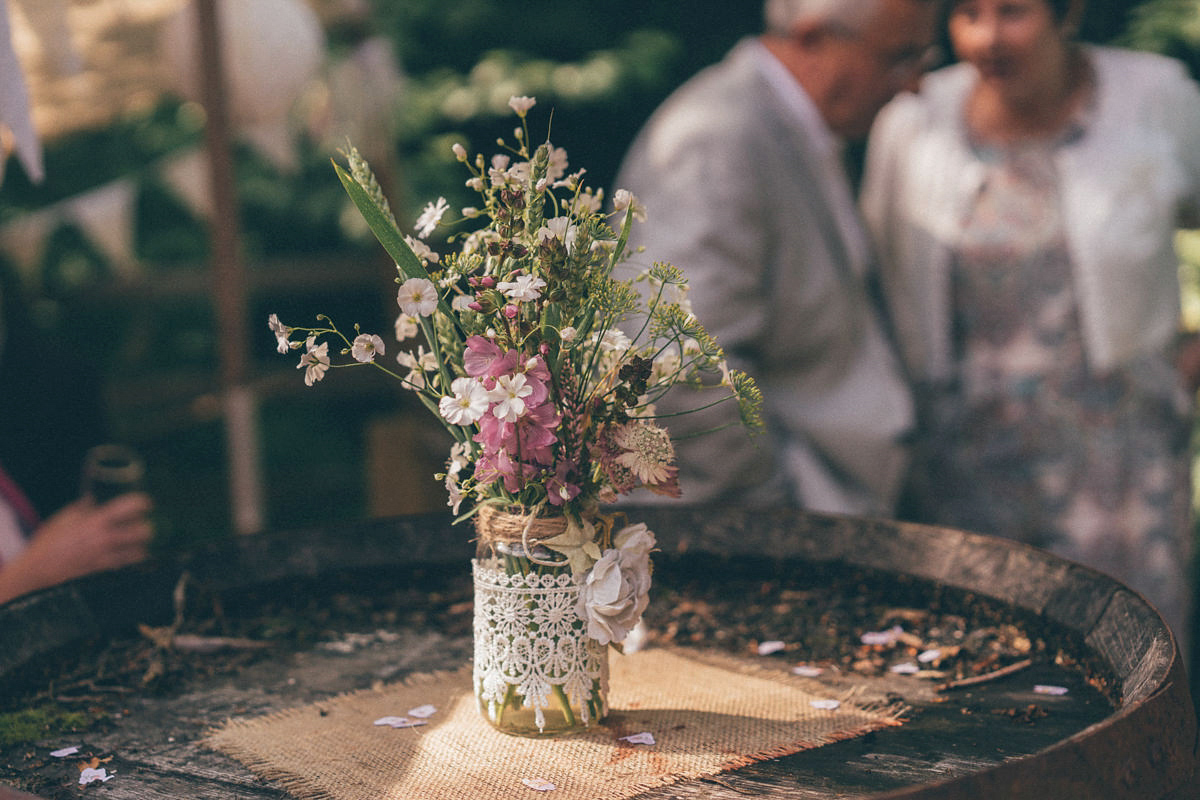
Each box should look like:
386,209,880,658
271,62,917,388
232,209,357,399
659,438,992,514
465,336,519,378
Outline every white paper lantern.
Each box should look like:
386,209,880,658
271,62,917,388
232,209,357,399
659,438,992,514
160,0,325,126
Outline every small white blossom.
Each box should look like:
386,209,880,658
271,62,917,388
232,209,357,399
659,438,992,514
508,95,536,116
560,326,577,343
414,197,449,238
394,313,419,341
451,142,468,161
546,146,568,183
397,277,438,317
595,328,631,353
497,274,547,302
299,340,330,386
439,376,489,425
488,373,533,422
268,313,291,354
613,188,647,222
538,216,577,251
351,333,385,363
451,293,475,312
404,236,440,265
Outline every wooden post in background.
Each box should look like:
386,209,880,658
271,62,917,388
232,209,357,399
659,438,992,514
195,0,264,534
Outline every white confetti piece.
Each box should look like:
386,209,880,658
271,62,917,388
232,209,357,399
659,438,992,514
373,716,428,728
407,704,437,718
860,625,903,646
889,662,920,674
757,640,786,655
810,698,841,710
1034,684,1069,696
522,777,557,791
79,767,113,785
619,732,656,745
917,648,941,663
50,746,79,758
791,665,824,677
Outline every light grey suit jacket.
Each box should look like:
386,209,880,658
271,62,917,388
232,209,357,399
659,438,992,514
614,38,913,516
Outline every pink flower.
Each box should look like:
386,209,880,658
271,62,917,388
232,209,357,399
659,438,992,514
464,336,520,378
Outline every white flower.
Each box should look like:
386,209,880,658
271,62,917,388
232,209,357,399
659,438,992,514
268,313,291,354
299,340,329,386
351,333,385,363
446,441,470,475
508,95,536,115
488,373,533,422
613,189,647,223
445,472,464,514
546,146,568,183
577,524,656,645
537,216,577,251
414,197,448,238
397,278,438,317
439,376,489,425
451,142,468,161
650,350,682,386
396,346,436,390
595,328,631,354
404,236,440,264
497,274,547,302
394,313,419,341
560,326,577,343
572,188,603,215
451,293,475,312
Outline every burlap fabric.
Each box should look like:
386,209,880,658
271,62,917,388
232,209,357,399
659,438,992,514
206,648,903,800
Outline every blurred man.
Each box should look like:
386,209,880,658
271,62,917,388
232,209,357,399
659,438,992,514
616,0,940,515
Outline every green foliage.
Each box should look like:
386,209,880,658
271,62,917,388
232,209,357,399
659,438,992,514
0,706,95,748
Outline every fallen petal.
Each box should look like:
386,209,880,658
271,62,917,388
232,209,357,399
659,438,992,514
1034,685,1069,696
757,640,786,655
619,732,656,745
860,626,903,646
810,698,841,710
50,746,80,758
917,648,941,663
79,767,113,785
791,665,824,677
889,662,920,675
374,716,407,726
522,777,557,791
407,704,437,718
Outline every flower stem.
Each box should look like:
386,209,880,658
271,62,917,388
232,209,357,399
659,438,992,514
551,684,577,728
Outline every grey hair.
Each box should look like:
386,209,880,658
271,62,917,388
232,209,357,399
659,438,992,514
763,0,882,36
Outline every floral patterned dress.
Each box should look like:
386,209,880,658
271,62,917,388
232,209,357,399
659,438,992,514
907,124,1194,644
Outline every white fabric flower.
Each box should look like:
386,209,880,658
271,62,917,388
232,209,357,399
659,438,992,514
497,274,547,302
268,313,292,354
414,197,448,238
351,333,385,363
397,277,438,317
299,340,330,386
577,523,656,645
439,377,489,425
488,373,533,422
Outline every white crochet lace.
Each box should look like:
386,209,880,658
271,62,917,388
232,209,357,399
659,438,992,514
472,558,609,732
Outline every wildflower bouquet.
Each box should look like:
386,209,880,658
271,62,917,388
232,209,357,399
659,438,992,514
269,96,761,734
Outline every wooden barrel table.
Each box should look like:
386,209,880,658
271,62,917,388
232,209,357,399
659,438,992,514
0,506,1195,799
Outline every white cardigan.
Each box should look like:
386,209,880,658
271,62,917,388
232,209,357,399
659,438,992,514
861,47,1200,382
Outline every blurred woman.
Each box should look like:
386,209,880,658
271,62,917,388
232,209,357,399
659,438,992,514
861,0,1200,649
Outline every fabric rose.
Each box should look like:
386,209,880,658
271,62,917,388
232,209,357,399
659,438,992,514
577,523,655,645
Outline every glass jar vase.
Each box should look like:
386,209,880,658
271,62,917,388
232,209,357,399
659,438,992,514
472,506,608,736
